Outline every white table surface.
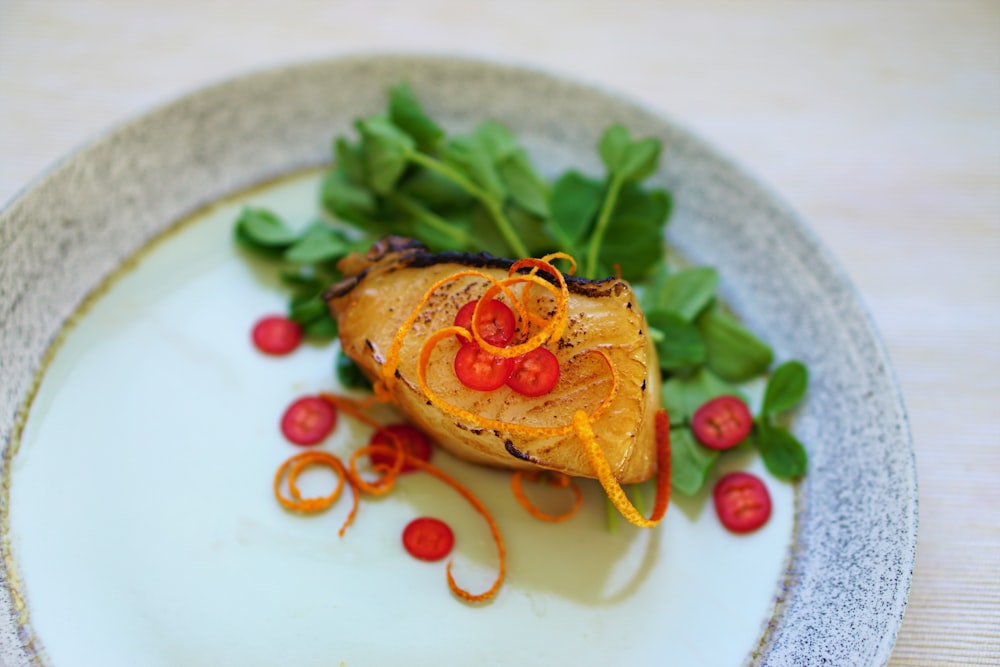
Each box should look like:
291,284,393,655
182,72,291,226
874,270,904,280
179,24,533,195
2,1,998,664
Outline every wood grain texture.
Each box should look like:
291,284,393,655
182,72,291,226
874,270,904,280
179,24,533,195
1,1,997,664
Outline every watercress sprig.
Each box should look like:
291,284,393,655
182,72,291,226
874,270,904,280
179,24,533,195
234,207,369,339
233,82,812,501
755,360,810,478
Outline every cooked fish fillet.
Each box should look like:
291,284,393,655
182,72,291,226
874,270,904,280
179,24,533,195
325,237,661,484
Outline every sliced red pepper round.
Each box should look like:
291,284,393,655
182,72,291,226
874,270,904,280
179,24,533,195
280,396,337,446
454,299,517,346
713,471,772,533
402,517,454,561
453,341,513,391
369,424,433,473
506,347,560,397
691,395,753,450
251,315,303,355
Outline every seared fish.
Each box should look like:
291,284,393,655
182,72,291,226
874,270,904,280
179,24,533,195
325,238,661,484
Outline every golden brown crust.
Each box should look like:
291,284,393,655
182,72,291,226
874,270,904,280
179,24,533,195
327,240,661,483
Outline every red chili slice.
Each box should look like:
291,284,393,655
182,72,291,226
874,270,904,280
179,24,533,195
280,396,337,446
454,299,516,346
369,424,433,473
506,347,560,397
402,517,454,561
251,315,303,355
453,342,513,391
713,471,772,533
691,395,753,450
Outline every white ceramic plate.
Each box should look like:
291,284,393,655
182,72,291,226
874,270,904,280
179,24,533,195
0,55,916,666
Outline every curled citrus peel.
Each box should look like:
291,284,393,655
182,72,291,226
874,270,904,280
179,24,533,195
360,442,506,603
394,254,671,529
511,470,583,523
510,252,576,334
572,407,672,528
382,269,529,390
318,392,404,495
274,397,506,603
416,328,619,439
273,253,670,605
274,450,359,537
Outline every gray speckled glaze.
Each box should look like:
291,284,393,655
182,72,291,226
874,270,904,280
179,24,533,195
0,54,916,665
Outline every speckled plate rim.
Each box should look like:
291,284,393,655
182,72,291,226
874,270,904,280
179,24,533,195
0,52,916,666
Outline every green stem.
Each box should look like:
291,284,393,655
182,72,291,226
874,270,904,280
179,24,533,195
408,151,529,258
389,193,470,247
605,496,619,533
631,482,648,517
584,173,625,278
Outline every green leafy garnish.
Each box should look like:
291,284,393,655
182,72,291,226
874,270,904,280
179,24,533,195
753,360,810,478
661,367,744,420
321,85,669,276
670,427,721,496
283,223,355,265
696,307,774,382
762,360,809,415
756,423,808,478
644,266,719,321
233,208,358,342
233,82,813,500
235,207,298,252
548,171,602,251
336,349,373,391
646,310,706,371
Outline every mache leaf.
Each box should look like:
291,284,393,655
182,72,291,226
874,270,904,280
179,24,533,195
598,124,662,182
498,149,550,218
301,314,339,339
397,167,472,210
288,292,329,324
670,427,719,496
473,121,519,162
597,216,663,280
336,349,373,390
757,423,808,479
645,310,706,371
321,170,377,226
762,360,809,415
660,366,742,421
650,267,719,321
283,224,354,265
388,82,444,152
442,134,507,202
549,171,603,246
696,307,773,382
234,207,298,250
507,205,556,256
612,183,672,229
358,115,415,195
333,137,366,183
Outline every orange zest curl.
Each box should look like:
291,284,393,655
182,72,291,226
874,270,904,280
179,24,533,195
273,394,506,603
276,251,670,608
386,253,671,530
516,252,576,332
572,408,672,528
416,332,619,439
511,470,583,523
381,269,528,389
273,450,359,537
317,392,409,496
356,443,506,603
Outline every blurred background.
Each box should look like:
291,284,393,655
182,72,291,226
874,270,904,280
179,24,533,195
1,1,997,664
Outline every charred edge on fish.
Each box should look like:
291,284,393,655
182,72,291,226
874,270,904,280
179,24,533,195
505,440,539,464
